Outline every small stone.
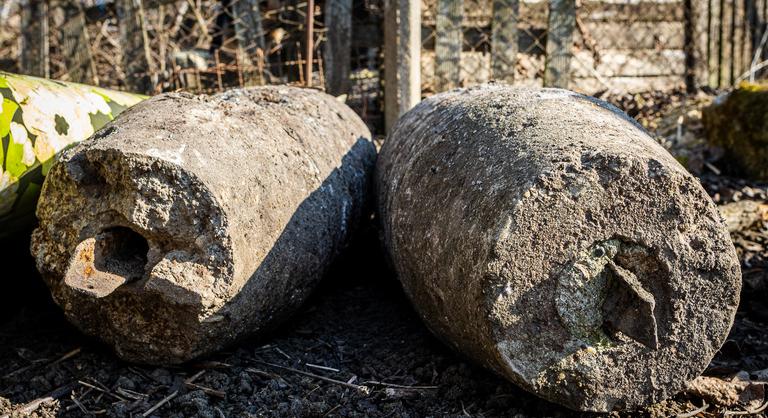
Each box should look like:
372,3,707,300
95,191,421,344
115,375,136,390
703,83,768,180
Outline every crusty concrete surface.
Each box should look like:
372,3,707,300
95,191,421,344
31,86,376,365
376,85,741,411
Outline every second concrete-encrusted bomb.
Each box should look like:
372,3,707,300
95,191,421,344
32,86,376,364
376,85,741,411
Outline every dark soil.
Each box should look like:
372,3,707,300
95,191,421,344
2,200,767,418
1,93,767,417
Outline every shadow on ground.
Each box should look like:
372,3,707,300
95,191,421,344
0,208,766,417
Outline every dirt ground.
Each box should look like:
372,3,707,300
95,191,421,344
1,92,768,417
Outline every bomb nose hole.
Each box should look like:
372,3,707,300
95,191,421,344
94,226,150,282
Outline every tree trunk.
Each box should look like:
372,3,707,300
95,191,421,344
232,0,266,85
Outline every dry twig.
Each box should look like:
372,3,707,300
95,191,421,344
724,399,768,416
362,380,439,390
252,360,371,394
0,383,76,418
141,390,179,417
675,401,709,418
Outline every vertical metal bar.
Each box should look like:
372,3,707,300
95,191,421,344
215,49,224,91
684,0,696,92
305,0,315,87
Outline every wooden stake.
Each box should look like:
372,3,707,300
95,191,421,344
115,0,156,93
384,0,398,131
233,0,266,86
20,0,49,78
398,0,421,115
544,0,575,88
435,0,463,91
384,0,421,131
491,0,519,83
324,0,352,95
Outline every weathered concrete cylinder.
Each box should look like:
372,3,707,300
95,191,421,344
32,86,376,364
376,85,741,412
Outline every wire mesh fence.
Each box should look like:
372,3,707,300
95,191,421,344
418,0,768,98
2,0,768,134
419,0,693,96
700,0,768,87
572,1,687,94
421,0,547,95
0,0,385,129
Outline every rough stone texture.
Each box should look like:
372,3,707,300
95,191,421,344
31,86,376,365
376,85,741,412
703,82,768,180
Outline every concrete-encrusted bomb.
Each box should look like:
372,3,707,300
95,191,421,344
32,86,376,364
376,85,741,412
